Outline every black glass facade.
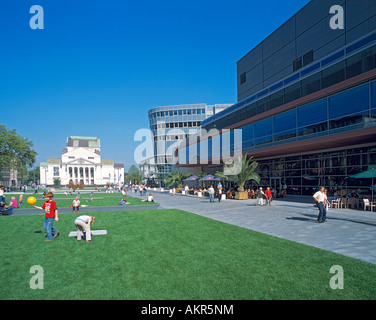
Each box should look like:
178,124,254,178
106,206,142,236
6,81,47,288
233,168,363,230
256,146,376,196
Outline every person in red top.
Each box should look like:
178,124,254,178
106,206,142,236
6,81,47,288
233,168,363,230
265,187,272,206
33,191,59,241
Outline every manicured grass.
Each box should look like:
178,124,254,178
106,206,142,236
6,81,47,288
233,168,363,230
9,194,155,208
0,209,375,300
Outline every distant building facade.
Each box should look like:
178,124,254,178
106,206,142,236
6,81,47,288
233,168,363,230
148,104,232,186
40,136,124,186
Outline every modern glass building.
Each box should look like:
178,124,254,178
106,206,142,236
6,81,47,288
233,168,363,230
148,104,232,186
177,0,376,196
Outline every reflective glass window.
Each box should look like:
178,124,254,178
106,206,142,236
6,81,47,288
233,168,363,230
254,118,273,146
329,83,369,120
273,109,297,142
297,98,328,136
241,123,254,151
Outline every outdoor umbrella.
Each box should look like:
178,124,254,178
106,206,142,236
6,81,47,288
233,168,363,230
198,174,215,188
198,175,215,181
349,167,376,202
183,175,199,181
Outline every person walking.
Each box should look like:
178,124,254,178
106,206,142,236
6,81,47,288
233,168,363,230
209,185,215,203
313,186,326,223
323,188,330,222
32,191,59,241
265,187,272,206
256,187,265,206
218,187,222,203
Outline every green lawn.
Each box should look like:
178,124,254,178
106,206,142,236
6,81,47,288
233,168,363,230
9,194,155,208
0,209,375,300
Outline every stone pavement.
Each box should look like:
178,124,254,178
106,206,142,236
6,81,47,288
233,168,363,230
132,190,376,265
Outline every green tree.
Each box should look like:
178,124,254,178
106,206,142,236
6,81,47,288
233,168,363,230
216,155,260,192
166,170,190,188
127,165,143,184
53,177,61,188
0,124,37,175
27,166,40,184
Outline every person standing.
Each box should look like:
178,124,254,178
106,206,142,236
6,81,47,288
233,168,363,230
323,189,330,222
32,191,59,241
313,186,326,223
74,215,95,242
209,185,215,203
265,187,272,206
218,186,222,203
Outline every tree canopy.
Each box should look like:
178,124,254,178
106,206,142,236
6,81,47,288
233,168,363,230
0,124,37,172
216,154,260,192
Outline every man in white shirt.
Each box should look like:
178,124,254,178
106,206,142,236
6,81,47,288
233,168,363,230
313,186,326,223
209,186,215,203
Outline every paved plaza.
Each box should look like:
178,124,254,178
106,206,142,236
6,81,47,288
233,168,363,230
132,191,376,265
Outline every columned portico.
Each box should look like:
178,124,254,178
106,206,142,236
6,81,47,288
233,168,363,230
40,136,124,186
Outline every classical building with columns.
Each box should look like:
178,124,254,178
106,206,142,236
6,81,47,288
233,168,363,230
40,136,124,186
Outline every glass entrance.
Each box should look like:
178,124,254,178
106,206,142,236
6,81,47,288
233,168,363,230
270,177,282,197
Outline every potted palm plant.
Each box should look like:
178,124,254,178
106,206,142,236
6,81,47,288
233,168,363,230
216,154,260,200
166,170,191,189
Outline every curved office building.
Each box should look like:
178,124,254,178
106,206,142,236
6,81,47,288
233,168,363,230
147,104,232,186
177,0,376,196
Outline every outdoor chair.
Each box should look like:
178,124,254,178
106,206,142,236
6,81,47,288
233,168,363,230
363,199,376,212
331,198,340,209
339,198,348,209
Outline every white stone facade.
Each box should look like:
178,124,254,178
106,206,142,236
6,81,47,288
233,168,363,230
40,136,124,186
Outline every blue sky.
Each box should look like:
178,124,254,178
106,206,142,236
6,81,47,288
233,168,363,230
1,0,310,171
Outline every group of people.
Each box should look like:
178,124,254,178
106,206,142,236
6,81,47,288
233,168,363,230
0,186,24,215
32,191,95,242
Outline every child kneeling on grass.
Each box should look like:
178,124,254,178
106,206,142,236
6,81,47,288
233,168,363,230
74,215,95,242
32,191,59,241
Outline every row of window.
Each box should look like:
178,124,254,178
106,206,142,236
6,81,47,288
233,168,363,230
151,121,202,131
178,80,376,162
204,44,376,131
149,108,206,119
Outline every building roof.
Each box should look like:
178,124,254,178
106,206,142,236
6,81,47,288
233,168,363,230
66,136,101,149
101,160,114,165
47,158,62,164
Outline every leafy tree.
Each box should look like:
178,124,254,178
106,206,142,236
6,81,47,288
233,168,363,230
53,177,61,188
27,166,40,184
0,124,37,176
198,172,209,178
216,155,260,192
166,170,190,188
127,165,142,184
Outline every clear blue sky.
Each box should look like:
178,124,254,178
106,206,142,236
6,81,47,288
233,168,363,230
1,0,310,171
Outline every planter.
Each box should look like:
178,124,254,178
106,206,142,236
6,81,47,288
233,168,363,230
235,191,248,200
